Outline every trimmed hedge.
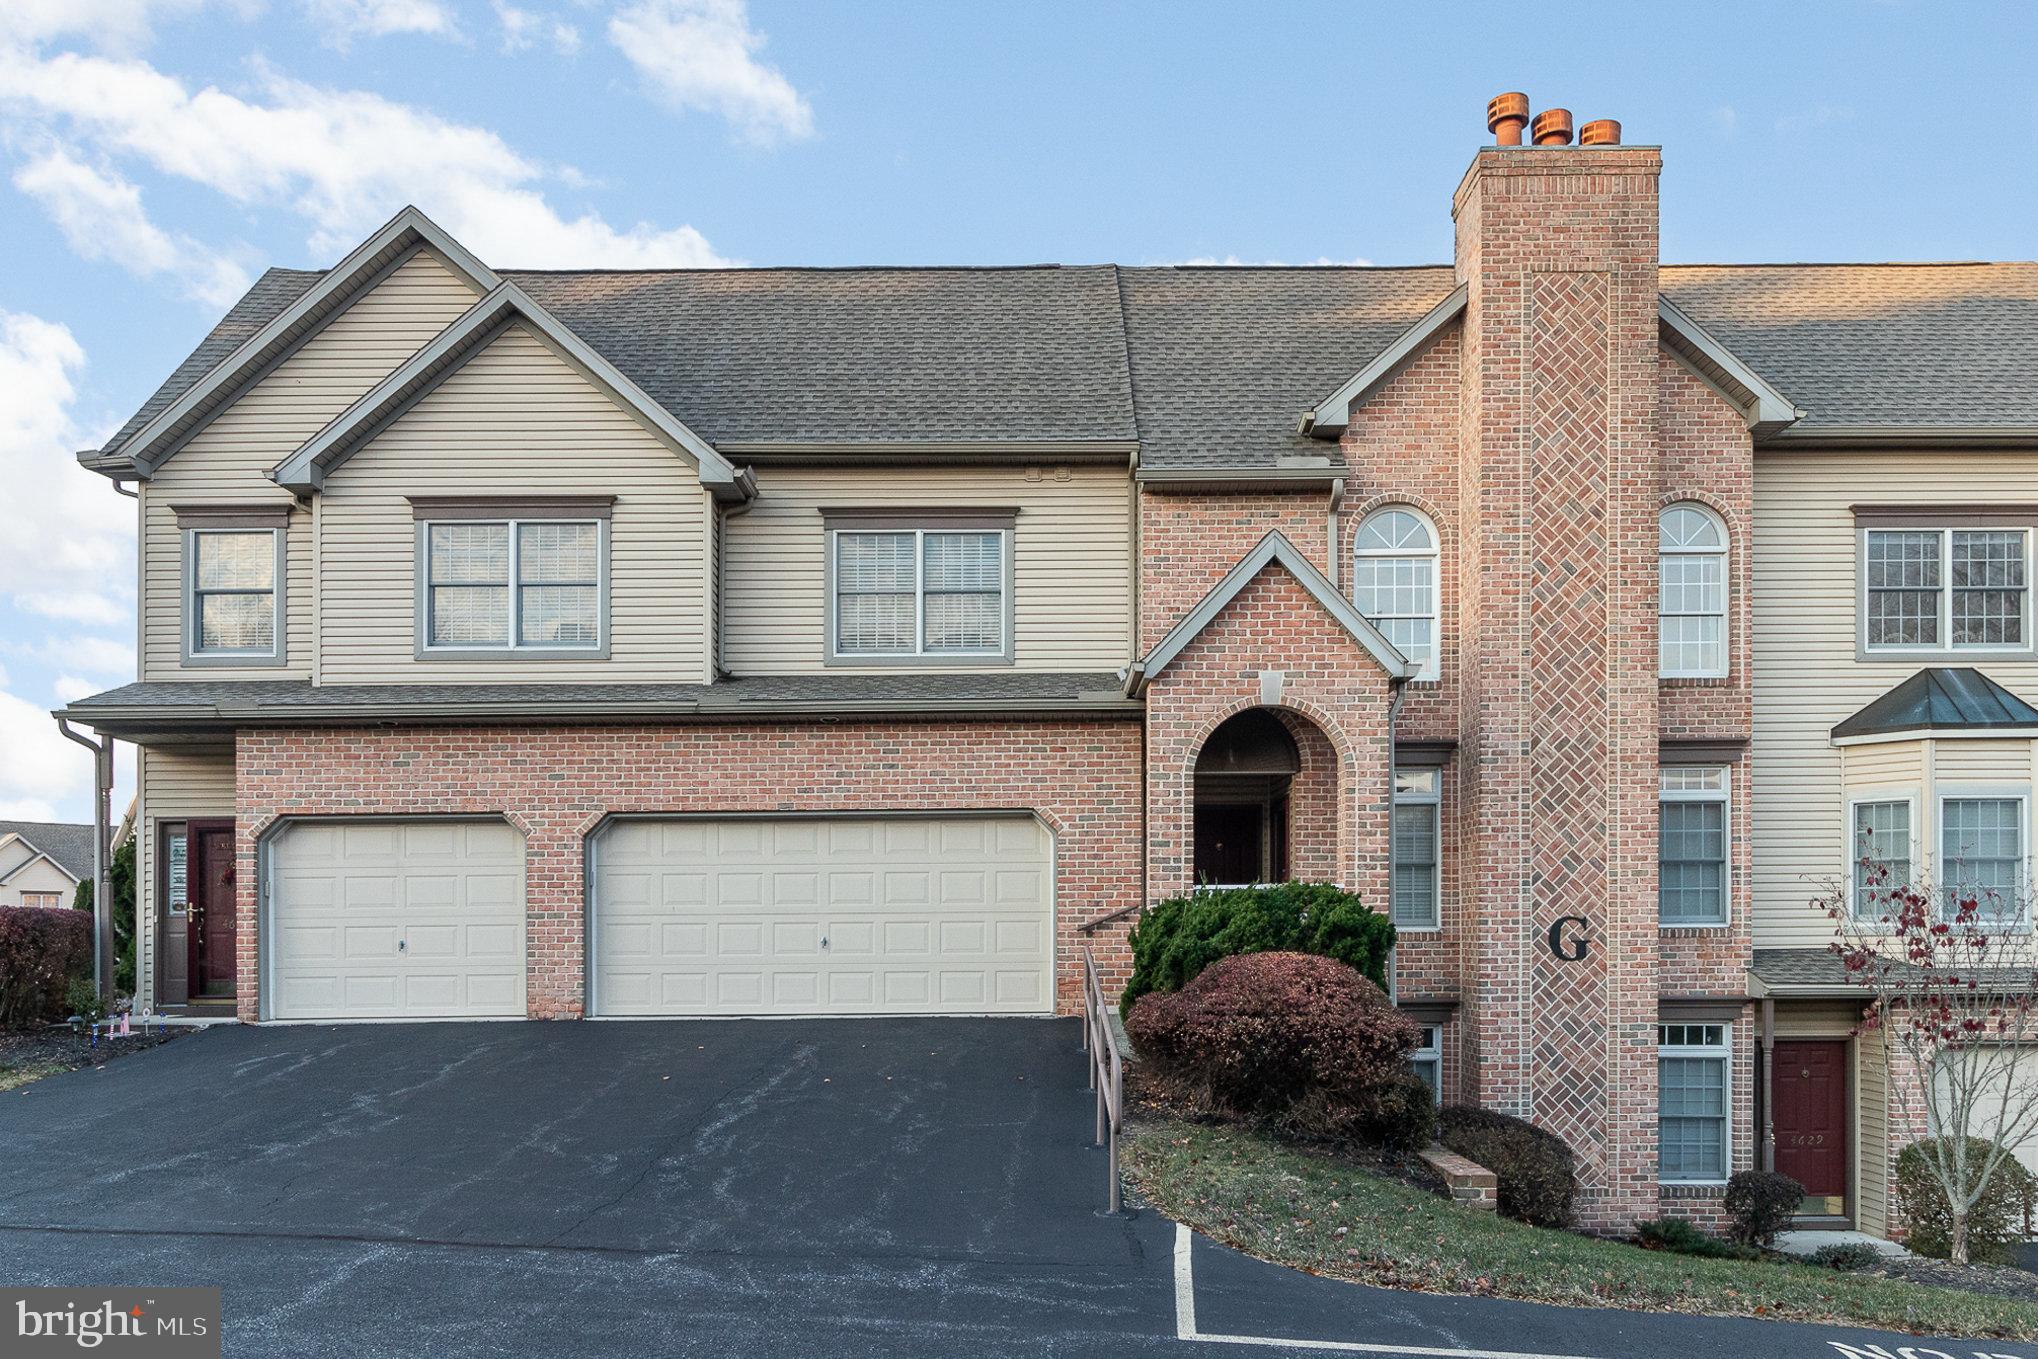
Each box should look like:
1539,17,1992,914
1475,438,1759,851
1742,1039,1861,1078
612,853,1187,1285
1121,882,1395,1017
1128,950,1422,1141
1895,1137,2038,1264
1724,1170,1805,1248
1437,1105,1578,1227
0,906,92,1026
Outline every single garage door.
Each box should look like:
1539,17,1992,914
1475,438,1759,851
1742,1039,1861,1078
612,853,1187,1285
266,819,525,1020
591,815,1052,1017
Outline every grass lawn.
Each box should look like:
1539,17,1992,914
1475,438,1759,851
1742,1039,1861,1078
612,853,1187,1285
0,1061,64,1093
1123,1116,2038,1341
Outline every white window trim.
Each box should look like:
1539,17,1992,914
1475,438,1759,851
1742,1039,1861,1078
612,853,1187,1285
20,892,64,909
1409,1023,1443,1104
1658,764,1732,928
1859,526,2035,660
825,525,1014,664
416,518,608,658
1935,782,2033,928
1657,1021,1733,1186
1844,788,1920,926
182,526,284,664
1391,766,1442,933
1658,503,1729,680
1351,506,1441,682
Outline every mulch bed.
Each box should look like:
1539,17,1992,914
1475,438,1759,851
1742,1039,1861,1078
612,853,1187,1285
0,1023,184,1089
1869,1255,2038,1304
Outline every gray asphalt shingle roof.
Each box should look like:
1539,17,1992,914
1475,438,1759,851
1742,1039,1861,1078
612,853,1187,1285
95,258,2038,472
1833,667,2038,741
0,820,95,884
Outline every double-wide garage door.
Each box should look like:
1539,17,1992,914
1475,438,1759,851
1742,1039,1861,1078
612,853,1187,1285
591,815,1054,1017
267,820,526,1020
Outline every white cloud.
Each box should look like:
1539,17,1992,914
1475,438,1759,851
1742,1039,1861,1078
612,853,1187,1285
609,0,812,145
8,635,138,678
14,147,253,305
299,0,460,48
494,1,580,55
0,312,134,636
0,685,92,817
0,49,735,267
52,676,102,702
0,0,212,55
12,588,134,626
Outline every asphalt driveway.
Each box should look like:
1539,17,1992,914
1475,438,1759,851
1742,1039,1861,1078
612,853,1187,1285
0,1019,2024,1358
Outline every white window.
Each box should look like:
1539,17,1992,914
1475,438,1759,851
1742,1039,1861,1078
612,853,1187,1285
188,528,279,658
166,829,189,917
1659,1023,1731,1183
20,892,62,909
1392,767,1441,930
1863,528,2031,654
1659,766,1730,926
830,528,1009,660
1849,797,1914,921
422,520,603,652
1939,793,2029,925
1409,1024,1442,1103
1659,504,1728,678
1351,508,1438,681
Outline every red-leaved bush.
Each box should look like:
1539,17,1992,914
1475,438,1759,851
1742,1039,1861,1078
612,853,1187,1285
1127,950,1425,1143
0,907,92,1026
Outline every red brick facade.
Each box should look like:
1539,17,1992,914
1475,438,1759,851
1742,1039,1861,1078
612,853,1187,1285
232,720,1144,1022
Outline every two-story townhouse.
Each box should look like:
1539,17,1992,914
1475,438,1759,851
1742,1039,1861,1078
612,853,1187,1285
57,97,2038,1236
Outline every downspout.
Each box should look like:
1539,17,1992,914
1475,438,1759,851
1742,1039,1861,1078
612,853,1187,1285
1327,476,1345,591
1131,450,1147,919
56,718,114,1000
1760,994,1777,1172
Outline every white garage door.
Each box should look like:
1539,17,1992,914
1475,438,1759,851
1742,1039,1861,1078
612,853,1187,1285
591,815,1052,1017
266,820,525,1020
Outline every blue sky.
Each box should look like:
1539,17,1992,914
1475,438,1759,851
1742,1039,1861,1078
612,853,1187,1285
2,0,2035,825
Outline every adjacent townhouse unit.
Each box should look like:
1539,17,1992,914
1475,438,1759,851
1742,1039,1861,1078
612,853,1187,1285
0,821,93,909
58,97,2038,1236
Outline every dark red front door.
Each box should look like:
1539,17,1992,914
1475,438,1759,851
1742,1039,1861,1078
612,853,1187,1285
1194,804,1264,884
1773,1040,1849,1214
187,822,237,997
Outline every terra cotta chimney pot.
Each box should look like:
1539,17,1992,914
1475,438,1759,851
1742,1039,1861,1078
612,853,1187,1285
1531,108,1575,146
1579,118,1622,146
1487,92,1530,146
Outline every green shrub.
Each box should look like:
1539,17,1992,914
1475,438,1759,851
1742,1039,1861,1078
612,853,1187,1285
1635,1216,1760,1260
1809,1242,1885,1271
1437,1106,1578,1227
1121,882,1395,1017
1127,951,1420,1142
1348,1069,1438,1153
1724,1169,1804,1247
1894,1137,2038,1264
66,976,105,1025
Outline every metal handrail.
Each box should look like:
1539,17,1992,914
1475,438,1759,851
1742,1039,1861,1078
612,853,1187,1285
1079,945,1124,1214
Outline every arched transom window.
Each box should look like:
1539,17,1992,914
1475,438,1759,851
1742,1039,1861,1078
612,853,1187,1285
1659,503,1728,678
1351,507,1438,681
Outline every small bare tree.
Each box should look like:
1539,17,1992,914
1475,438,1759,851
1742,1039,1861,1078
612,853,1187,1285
1818,858,2038,1264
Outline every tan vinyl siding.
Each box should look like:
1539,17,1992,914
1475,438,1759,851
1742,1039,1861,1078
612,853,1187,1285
722,463,1134,673
316,323,712,683
1752,450,2038,946
135,745,236,1010
140,249,483,680
1857,1030,1891,1235
1935,739,2038,785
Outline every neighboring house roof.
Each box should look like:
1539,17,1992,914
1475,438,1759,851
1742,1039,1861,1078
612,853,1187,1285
1830,667,2038,743
0,821,94,884
84,219,2038,475
1127,530,1412,694
1749,948,1867,995
271,281,750,501
57,673,1138,733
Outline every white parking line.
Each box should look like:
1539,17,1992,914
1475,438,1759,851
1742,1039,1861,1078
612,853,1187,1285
1172,1222,1607,1359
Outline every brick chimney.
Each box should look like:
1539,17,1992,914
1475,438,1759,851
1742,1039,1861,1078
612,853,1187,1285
1452,125,1665,1227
